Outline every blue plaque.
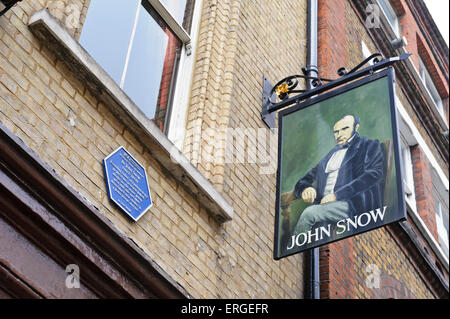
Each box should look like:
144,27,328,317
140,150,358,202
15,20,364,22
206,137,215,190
103,147,152,222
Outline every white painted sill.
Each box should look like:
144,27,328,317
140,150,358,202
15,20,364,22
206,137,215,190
28,9,233,223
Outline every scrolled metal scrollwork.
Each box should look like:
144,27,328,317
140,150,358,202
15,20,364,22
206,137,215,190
262,52,411,129
338,53,383,76
269,53,384,104
270,74,333,104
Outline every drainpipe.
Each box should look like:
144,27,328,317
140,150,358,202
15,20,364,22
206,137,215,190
304,0,320,300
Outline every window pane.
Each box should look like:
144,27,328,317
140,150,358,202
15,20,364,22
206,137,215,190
378,0,399,35
434,194,441,218
123,4,181,129
400,139,414,197
80,0,141,85
434,194,449,257
419,58,444,118
437,214,449,257
419,60,425,80
361,41,371,59
425,76,443,111
442,209,449,250
80,1,183,131
400,144,406,179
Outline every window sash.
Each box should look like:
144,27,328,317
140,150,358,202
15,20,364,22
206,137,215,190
434,192,449,257
400,137,415,203
361,41,374,65
120,0,142,89
147,0,191,43
377,0,400,36
419,57,444,118
80,0,192,130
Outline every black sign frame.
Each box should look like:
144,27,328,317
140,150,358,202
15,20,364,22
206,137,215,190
274,67,406,260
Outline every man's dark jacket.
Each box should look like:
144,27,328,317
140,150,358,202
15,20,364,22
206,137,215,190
294,133,385,216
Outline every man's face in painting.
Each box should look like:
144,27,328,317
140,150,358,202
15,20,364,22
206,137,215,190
333,115,359,146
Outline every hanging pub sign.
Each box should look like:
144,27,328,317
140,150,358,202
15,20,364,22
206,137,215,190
273,68,406,259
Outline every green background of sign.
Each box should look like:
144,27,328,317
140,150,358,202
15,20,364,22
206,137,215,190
279,76,400,256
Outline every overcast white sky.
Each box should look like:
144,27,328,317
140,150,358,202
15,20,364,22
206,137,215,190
423,0,449,46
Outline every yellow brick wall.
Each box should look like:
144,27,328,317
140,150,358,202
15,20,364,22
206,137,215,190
353,228,434,298
222,0,309,297
1,0,307,298
182,0,309,297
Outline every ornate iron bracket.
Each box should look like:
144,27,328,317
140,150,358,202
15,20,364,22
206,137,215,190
261,52,411,129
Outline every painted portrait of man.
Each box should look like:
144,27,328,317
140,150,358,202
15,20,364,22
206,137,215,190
282,114,385,236
274,72,406,259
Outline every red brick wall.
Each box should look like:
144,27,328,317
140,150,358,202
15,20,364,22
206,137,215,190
398,0,449,123
316,0,445,299
317,0,347,79
317,0,357,299
154,30,180,131
400,0,448,97
411,145,438,241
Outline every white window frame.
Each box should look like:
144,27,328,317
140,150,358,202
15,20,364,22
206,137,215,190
377,0,400,37
399,44,448,129
119,1,142,89
418,56,445,122
433,182,449,259
361,41,374,65
81,0,201,144
395,95,449,267
396,96,417,211
147,0,191,43
399,135,416,208
107,0,196,90
143,0,201,138
166,0,203,149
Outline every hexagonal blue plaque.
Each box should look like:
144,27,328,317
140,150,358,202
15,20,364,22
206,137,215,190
103,147,152,222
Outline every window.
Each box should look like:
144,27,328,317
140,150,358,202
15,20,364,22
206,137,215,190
377,0,400,37
419,57,445,121
433,191,449,258
361,41,374,65
80,0,196,132
399,137,415,206
396,97,417,211
396,95,449,263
